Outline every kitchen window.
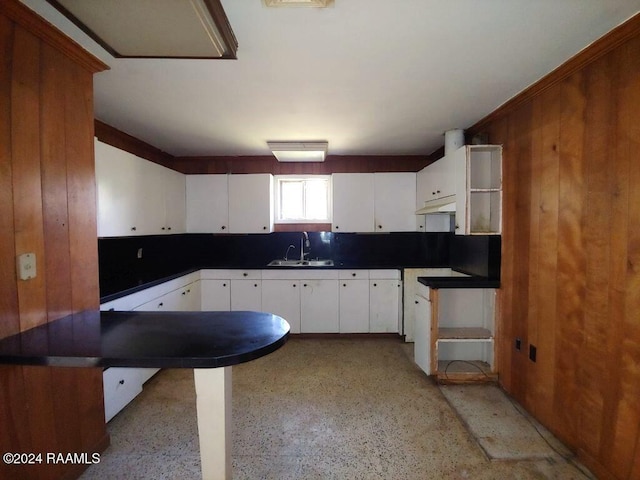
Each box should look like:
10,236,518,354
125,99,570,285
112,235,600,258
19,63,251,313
275,175,332,223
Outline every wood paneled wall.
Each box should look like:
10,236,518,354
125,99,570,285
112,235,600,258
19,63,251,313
0,2,108,479
469,13,640,480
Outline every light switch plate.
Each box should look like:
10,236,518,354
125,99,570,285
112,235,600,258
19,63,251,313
17,253,36,280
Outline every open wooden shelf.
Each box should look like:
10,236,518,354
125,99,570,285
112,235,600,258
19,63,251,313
438,327,492,340
436,360,497,384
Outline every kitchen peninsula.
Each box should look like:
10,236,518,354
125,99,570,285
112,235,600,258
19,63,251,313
0,310,290,480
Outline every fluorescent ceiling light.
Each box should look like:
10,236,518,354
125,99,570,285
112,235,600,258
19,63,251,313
45,0,238,59
268,141,328,162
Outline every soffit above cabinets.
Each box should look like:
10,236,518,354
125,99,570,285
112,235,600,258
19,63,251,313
45,0,238,59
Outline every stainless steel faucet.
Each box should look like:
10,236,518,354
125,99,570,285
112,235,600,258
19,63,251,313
300,232,310,261
284,244,295,261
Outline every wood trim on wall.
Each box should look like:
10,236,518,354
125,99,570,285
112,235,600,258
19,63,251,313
0,0,108,73
94,120,177,170
172,154,431,174
470,12,640,133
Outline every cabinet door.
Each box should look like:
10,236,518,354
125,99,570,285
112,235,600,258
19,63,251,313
262,280,301,334
228,174,273,233
369,279,401,333
230,279,262,311
201,280,231,311
135,160,166,235
186,174,229,233
163,168,186,234
332,173,374,232
95,139,139,237
339,280,369,333
373,173,416,232
414,292,431,375
300,279,339,333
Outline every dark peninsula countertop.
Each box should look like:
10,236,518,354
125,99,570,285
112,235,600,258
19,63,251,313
0,310,290,369
417,274,500,289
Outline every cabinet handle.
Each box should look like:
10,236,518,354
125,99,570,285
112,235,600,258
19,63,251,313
303,283,308,287
187,289,191,293
335,225,339,229
293,284,296,287
436,190,440,194
432,191,436,195
168,227,172,231
119,379,125,385
221,225,226,230
254,283,258,287
158,302,163,307
243,273,248,277
351,273,356,277
131,226,137,231
263,226,267,230
415,300,419,304
223,283,227,287
182,291,186,295
342,283,346,287
373,283,377,287
161,227,166,230
378,225,382,229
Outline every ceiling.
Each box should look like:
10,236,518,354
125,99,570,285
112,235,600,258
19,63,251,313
23,0,640,158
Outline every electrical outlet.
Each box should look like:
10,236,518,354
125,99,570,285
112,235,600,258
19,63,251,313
529,344,537,362
137,248,143,259
515,338,522,351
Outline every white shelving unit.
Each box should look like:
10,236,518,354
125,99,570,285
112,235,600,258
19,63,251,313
454,145,502,235
432,287,497,383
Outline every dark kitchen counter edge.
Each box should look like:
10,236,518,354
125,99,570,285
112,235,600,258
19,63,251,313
0,310,290,369
100,263,442,304
418,276,500,289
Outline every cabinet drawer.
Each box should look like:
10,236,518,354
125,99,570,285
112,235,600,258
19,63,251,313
103,367,144,422
338,269,369,280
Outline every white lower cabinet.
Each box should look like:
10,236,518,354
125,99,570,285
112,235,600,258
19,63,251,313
413,283,432,375
338,270,369,333
103,367,144,422
230,279,262,311
261,280,301,334
369,270,402,333
101,273,200,422
201,280,231,311
301,279,339,333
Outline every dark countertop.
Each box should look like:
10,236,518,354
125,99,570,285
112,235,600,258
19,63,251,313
0,310,290,369
100,263,423,303
417,275,500,289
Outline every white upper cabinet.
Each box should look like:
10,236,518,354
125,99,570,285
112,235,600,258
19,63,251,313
161,167,186,234
186,174,229,233
416,155,456,209
95,140,139,237
95,139,185,237
454,145,502,235
332,173,375,232
228,174,274,233
373,172,417,232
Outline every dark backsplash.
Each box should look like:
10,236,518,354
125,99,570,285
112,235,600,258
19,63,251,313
98,231,499,298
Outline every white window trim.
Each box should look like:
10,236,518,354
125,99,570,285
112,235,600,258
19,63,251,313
274,175,332,224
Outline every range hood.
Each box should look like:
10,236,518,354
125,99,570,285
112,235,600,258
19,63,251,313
415,195,456,214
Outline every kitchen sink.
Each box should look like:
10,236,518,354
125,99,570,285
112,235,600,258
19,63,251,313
267,259,334,267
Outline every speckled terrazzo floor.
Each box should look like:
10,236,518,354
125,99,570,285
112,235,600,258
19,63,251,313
80,337,593,479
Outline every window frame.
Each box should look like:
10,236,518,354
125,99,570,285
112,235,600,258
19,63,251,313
274,175,332,224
